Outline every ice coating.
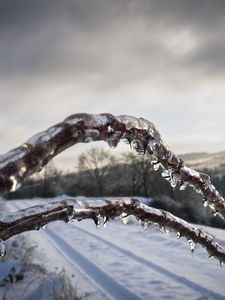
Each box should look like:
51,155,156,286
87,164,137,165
0,239,6,259
0,113,225,220
0,197,225,264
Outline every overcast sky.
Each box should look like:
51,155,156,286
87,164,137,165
1,0,225,170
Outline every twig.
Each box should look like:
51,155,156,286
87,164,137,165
0,197,224,263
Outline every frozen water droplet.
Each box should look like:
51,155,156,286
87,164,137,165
121,213,129,225
94,215,101,229
19,166,27,176
9,176,21,192
103,216,109,228
203,200,209,207
188,239,195,253
141,221,148,231
194,186,203,194
165,228,170,234
161,171,170,179
96,220,100,229
150,156,158,164
0,240,6,259
170,174,178,189
209,203,215,211
131,140,145,155
96,218,101,229
107,125,113,133
148,139,157,151
153,163,160,171
179,182,189,191
160,226,165,234
213,211,222,218
176,231,181,239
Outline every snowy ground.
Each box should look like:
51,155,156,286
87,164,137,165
1,197,225,300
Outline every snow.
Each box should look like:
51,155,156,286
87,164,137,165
1,197,225,300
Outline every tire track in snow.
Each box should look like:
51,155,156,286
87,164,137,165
70,223,225,300
45,228,143,300
11,201,224,299
11,202,142,300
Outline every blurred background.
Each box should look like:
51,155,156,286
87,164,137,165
1,0,225,168
1,0,225,226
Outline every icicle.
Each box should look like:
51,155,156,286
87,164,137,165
179,181,189,191
0,240,6,259
176,231,181,239
161,170,170,179
148,139,157,152
153,163,160,171
141,220,148,230
103,216,109,228
42,224,48,230
203,199,209,207
219,259,223,268
209,204,219,217
170,174,178,189
121,213,129,225
213,211,224,219
160,226,165,234
209,203,216,211
194,186,203,195
131,140,145,155
94,214,101,229
188,239,196,253
165,228,170,234
35,224,40,230
9,176,21,192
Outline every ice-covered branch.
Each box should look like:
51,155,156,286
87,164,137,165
0,198,225,264
0,113,224,219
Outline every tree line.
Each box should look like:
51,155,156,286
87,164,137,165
6,147,225,228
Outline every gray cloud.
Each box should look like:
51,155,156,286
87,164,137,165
1,0,225,85
1,0,225,167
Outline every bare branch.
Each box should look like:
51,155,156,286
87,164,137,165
0,198,224,264
0,113,224,219
0,202,73,241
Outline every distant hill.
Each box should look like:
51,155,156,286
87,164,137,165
180,151,225,174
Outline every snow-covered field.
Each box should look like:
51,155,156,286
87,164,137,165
1,197,225,300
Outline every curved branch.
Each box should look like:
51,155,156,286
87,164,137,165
0,113,224,219
0,198,224,264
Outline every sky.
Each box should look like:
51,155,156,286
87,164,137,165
1,0,225,170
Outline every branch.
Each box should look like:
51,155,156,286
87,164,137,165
0,113,224,219
0,198,224,264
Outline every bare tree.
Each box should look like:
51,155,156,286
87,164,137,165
123,152,153,197
78,148,115,195
42,161,63,197
120,152,141,195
